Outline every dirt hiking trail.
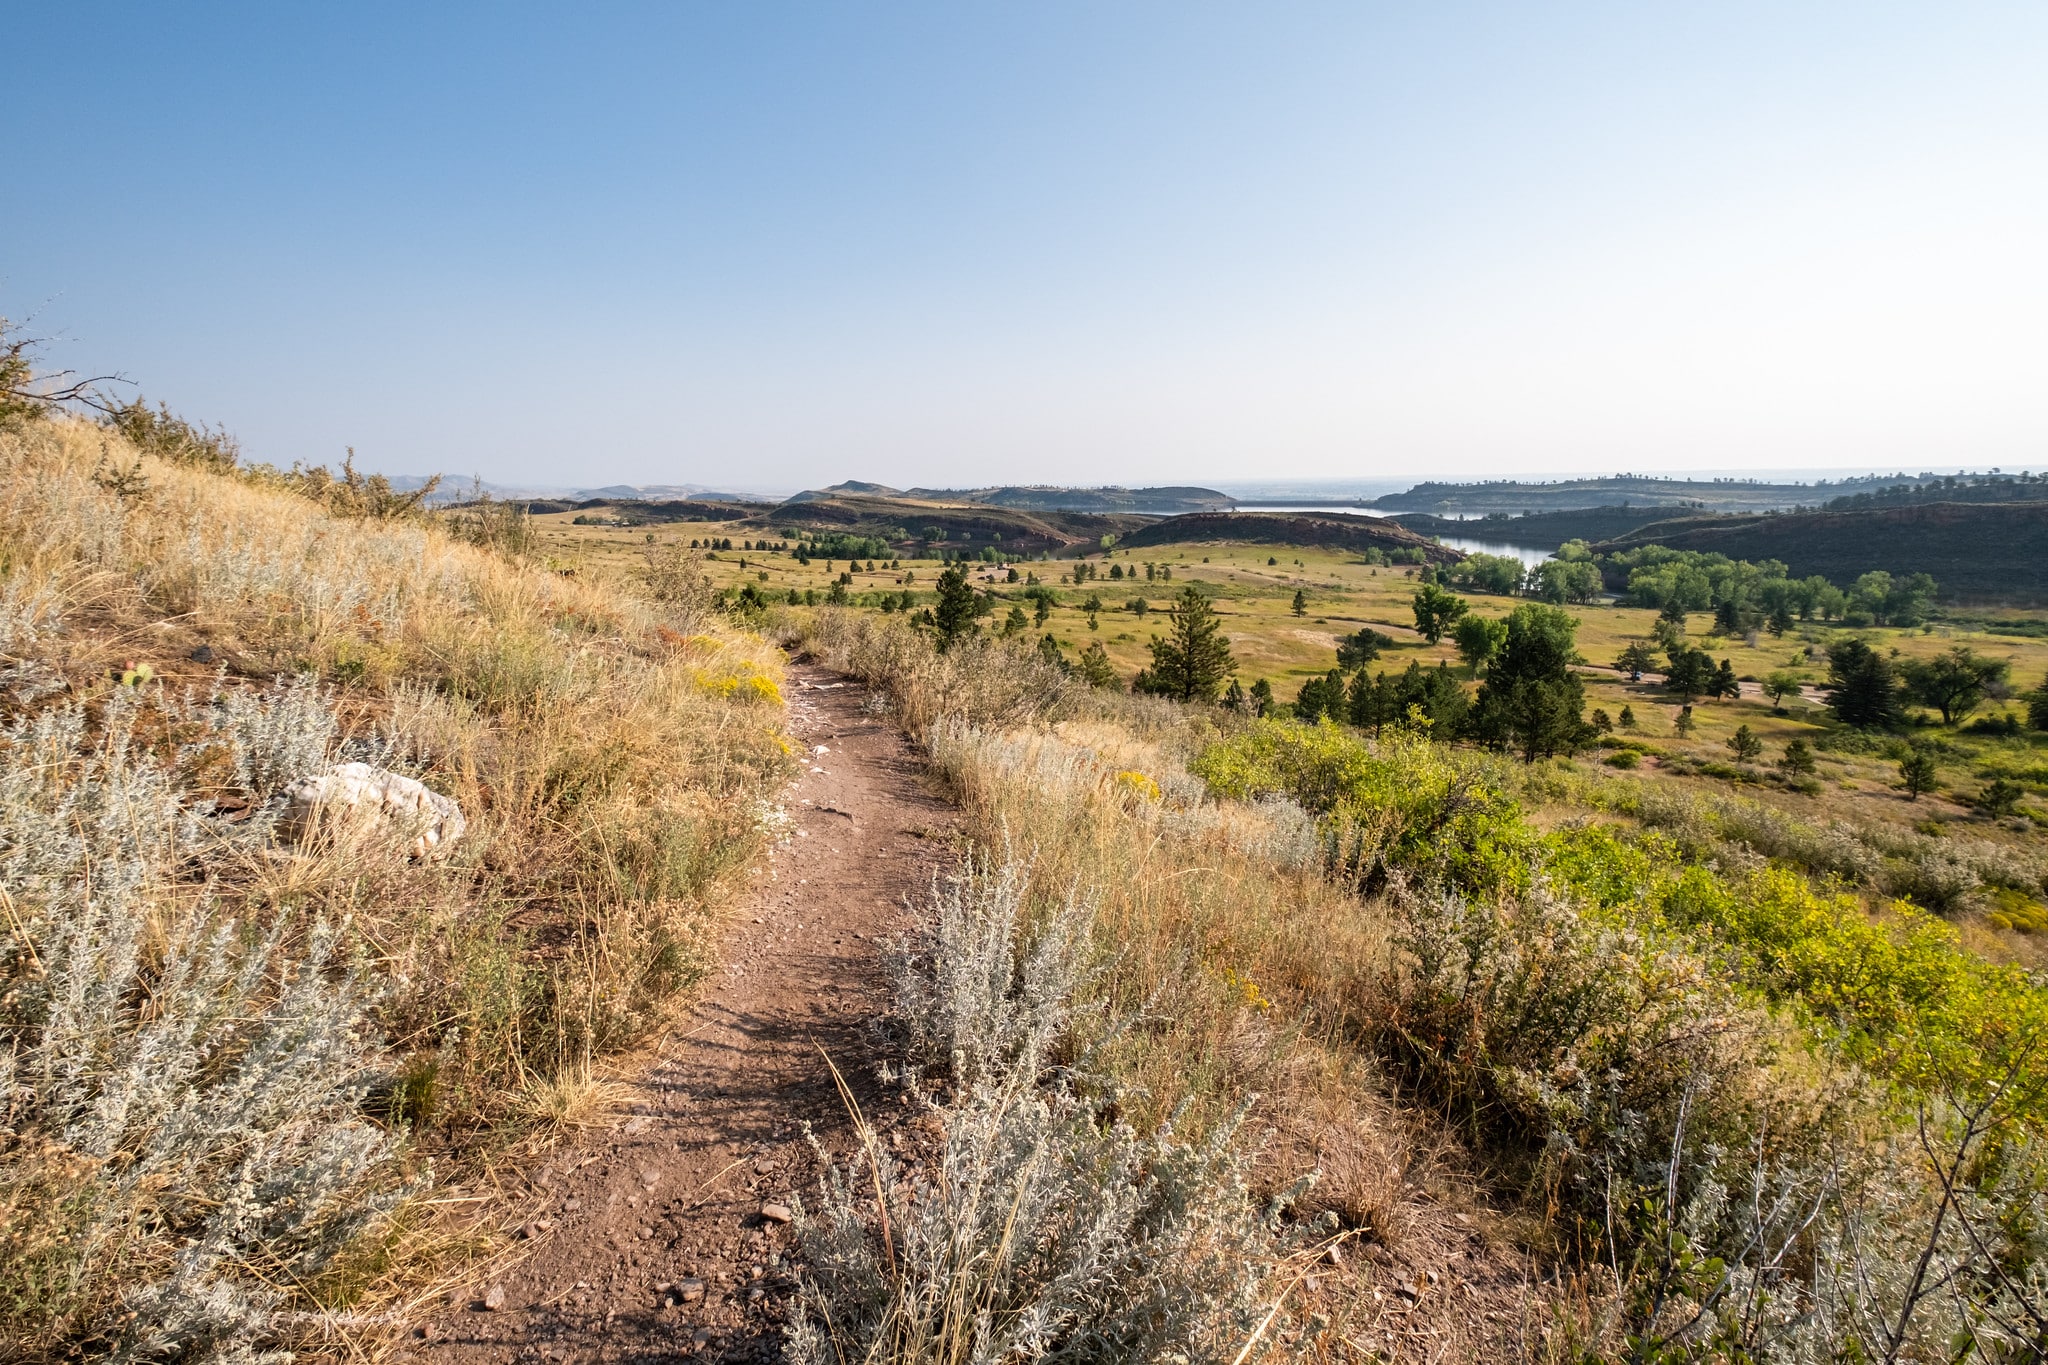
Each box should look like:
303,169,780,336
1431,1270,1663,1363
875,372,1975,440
432,666,955,1365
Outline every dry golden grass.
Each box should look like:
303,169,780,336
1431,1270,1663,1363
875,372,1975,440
0,414,794,1358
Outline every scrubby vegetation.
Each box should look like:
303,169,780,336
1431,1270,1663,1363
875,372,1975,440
9,328,2044,1358
785,603,2048,1361
0,406,790,1358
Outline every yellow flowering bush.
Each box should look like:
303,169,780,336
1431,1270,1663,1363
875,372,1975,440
1113,769,1161,803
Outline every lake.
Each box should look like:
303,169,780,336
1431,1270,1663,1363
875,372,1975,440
1229,505,1556,568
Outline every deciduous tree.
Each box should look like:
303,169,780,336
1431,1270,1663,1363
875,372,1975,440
1901,646,2009,725
1410,582,1468,644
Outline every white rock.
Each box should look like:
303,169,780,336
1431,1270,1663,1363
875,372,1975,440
282,762,465,857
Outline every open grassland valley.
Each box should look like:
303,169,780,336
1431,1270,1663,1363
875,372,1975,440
5,400,2048,1365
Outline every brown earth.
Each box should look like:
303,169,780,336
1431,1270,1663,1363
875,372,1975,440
423,666,956,1365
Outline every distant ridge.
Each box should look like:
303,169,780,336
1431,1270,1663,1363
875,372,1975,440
1588,500,2048,601
784,482,1234,514
1369,471,2027,516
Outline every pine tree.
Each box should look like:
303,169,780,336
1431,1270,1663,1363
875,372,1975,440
1137,587,1236,703
1899,746,1937,800
933,565,978,650
1824,639,1904,729
1075,642,1120,689
1294,669,1344,721
1727,724,1763,762
1467,604,1587,762
1291,588,1307,617
1249,678,1274,716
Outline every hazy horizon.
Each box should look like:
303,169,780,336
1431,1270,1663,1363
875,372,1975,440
8,4,2045,489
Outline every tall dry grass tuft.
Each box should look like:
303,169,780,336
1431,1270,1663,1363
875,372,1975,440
0,414,794,1360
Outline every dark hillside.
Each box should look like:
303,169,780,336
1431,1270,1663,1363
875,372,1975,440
1117,510,1462,562
519,497,776,521
1372,471,1960,515
1393,505,1690,547
735,494,1150,554
904,484,1232,513
1589,500,2048,601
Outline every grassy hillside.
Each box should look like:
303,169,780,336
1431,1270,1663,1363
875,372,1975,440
1591,500,2048,601
13,387,2048,1360
0,412,790,1358
777,599,2048,1360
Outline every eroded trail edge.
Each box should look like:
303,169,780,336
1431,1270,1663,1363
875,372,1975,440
436,667,954,1365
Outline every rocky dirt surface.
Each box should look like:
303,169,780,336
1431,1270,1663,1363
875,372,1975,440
426,667,953,1365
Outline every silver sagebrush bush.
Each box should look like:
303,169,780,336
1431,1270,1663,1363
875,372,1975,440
787,854,1300,1365
0,684,400,1362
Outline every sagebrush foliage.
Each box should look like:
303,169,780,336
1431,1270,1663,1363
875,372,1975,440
0,683,398,1360
0,412,796,1360
787,854,1302,1364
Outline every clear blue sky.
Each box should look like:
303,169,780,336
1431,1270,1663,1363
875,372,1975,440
7,3,2045,492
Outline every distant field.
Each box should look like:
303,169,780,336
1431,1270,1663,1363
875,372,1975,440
540,512,2048,883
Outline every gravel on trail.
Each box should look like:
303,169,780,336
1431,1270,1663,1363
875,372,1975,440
427,666,956,1365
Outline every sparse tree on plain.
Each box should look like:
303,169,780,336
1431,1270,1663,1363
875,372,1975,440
1727,724,1764,762
1134,587,1236,703
1825,639,1905,729
1410,582,1468,644
1899,746,1938,800
1901,646,2009,726
933,565,978,650
1762,670,1804,712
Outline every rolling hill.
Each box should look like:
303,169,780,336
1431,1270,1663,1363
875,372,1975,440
1391,505,1693,548
734,493,1152,554
788,481,1232,514
1115,510,1461,561
1370,472,1985,516
1589,500,2048,601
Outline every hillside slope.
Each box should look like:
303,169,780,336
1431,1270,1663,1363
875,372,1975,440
1117,509,1462,561
1392,504,1687,547
0,412,792,1359
1372,471,1956,515
1590,500,2048,600
736,493,1151,553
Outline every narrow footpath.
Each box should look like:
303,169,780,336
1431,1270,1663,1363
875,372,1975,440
431,667,956,1365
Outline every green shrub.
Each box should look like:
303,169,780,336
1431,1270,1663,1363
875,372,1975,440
1193,721,1533,898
